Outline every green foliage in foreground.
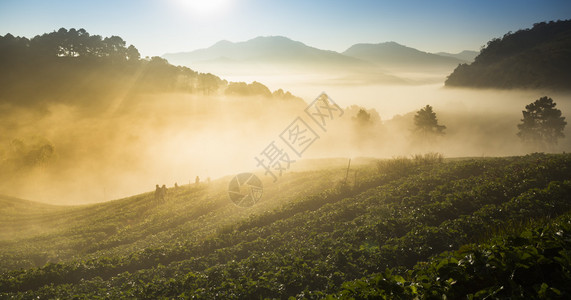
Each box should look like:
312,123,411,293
1,153,570,299
334,187,571,299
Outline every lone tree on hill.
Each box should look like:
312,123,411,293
414,105,446,139
517,96,566,147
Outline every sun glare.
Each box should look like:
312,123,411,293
176,0,233,17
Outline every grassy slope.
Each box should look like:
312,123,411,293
0,154,570,299
0,162,369,273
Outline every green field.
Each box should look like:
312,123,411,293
1,153,570,299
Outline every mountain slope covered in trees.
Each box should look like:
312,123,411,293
445,20,571,90
0,28,301,109
0,29,224,105
1,154,570,298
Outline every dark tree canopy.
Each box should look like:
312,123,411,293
517,96,567,147
225,81,272,97
0,27,135,61
414,105,446,136
0,138,55,173
0,28,301,109
345,105,381,124
224,81,303,102
445,19,571,90
353,108,372,127
0,28,231,106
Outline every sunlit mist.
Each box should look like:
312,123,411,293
174,0,234,18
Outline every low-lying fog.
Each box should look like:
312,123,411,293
1,75,570,205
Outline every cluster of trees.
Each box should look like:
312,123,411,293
407,96,566,150
348,105,380,127
349,104,446,145
445,19,571,90
348,104,447,147
0,28,140,63
133,56,227,95
0,29,229,106
0,138,55,173
224,81,304,101
413,104,446,144
0,138,56,194
0,28,300,108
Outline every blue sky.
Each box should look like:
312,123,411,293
1,0,570,56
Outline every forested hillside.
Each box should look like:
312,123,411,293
0,28,306,205
0,29,223,106
0,28,300,109
1,153,570,298
445,20,571,90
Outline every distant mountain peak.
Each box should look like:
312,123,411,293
212,39,232,47
380,41,401,46
344,41,429,55
209,36,303,48
162,35,363,68
244,36,308,49
435,50,478,62
161,36,470,80
249,35,294,41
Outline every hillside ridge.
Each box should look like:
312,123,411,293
162,36,473,73
445,19,571,90
1,154,570,298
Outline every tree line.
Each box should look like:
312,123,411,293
0,28,140,62
0,28,299,107
353,97,566,150
415,97,566,149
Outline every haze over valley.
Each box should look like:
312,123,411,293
2,21,571,204
1,1,571,298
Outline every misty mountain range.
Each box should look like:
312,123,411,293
162,36,477,74
342,42,475,70
164,36,362,66
435,50,480,62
